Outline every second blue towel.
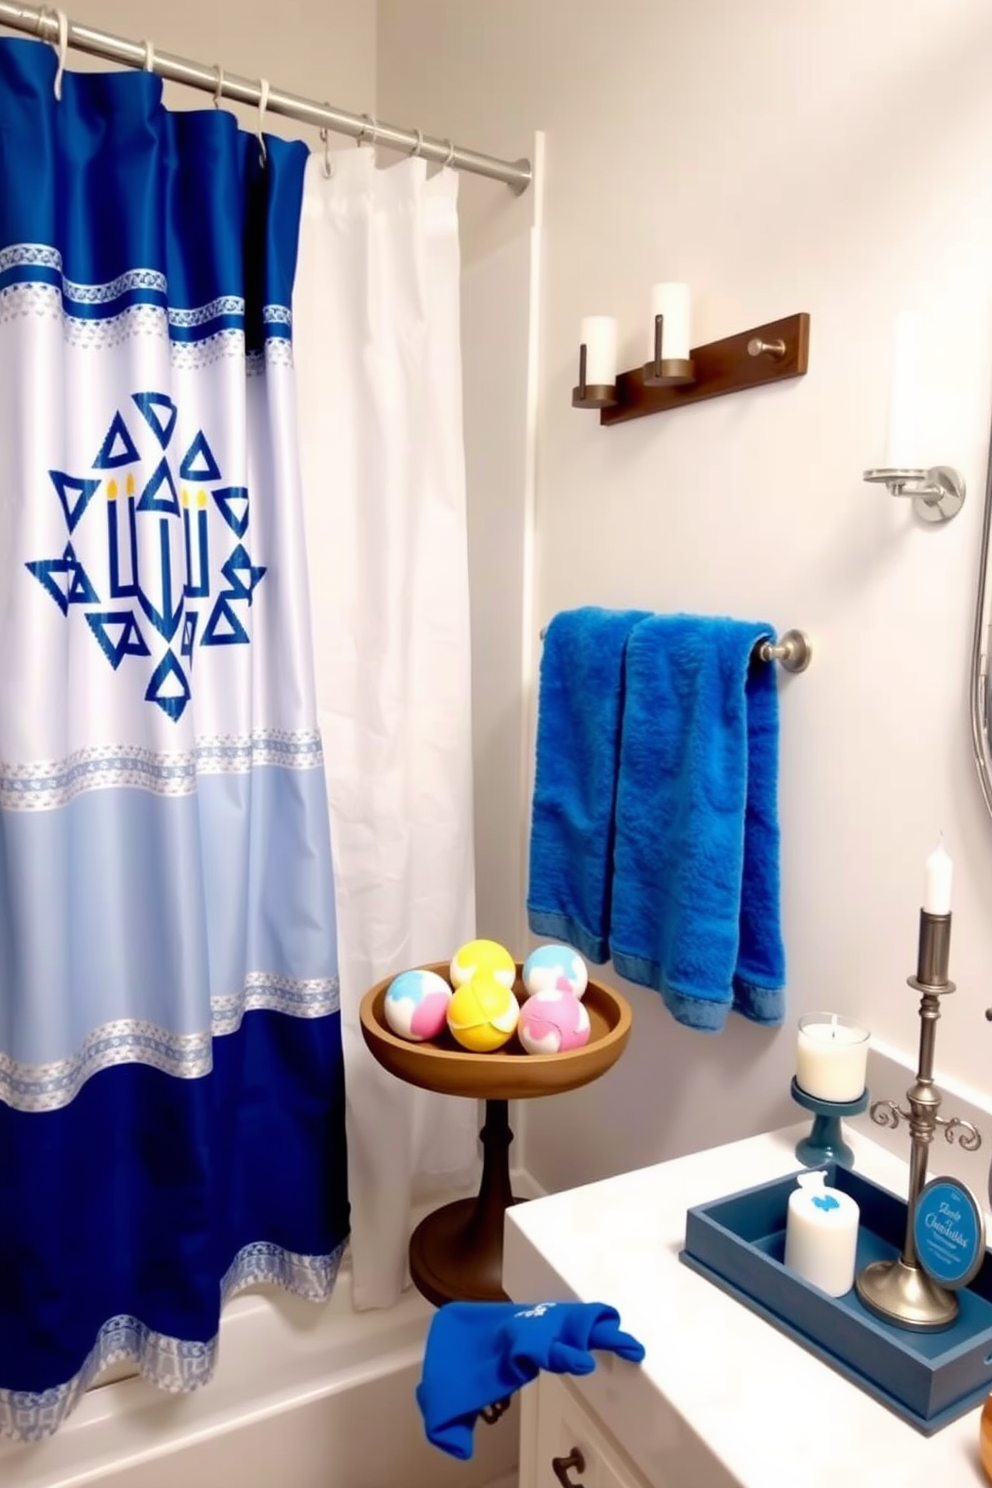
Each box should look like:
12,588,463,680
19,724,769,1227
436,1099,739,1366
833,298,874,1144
609,615,786,1032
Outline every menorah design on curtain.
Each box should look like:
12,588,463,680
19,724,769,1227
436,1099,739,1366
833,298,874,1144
26,396,266,722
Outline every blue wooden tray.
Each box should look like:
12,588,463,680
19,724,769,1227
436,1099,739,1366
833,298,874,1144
679,1162,992,1435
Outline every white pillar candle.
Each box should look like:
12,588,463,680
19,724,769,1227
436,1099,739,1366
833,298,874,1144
885,309,923,468
795,1014,870,1103
579,315,618,386
923,838,953,915
784,1170,860,1297
648,282,691,361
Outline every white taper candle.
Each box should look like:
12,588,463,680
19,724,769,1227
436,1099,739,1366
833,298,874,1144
923,838,953,915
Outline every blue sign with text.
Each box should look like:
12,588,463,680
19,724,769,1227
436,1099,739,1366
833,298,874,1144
913,1178,985,1289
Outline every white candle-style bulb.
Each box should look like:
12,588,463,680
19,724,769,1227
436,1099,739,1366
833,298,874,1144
648,282,691,362
923,838,953,915
579,315,618,387
885,310,923,469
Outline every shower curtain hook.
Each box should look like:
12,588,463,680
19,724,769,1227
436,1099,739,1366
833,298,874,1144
319,105,333,179
212,64,225,108
442,138,455,169
256,77,270,167
46,7,68,101
142,40,155,74
409,127,424,160
358,113,379,149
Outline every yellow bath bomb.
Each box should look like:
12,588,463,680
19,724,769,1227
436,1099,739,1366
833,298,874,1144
447,973,520,1052
449,938,516,990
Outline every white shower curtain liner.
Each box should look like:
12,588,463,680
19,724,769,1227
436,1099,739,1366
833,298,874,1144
294,149,478,1309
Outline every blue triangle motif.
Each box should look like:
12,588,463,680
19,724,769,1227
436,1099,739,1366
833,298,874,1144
132,392,178,450
181,611,199,660
67,557,99,605
85,611,150,670
137,458,180,515
25,556,71,614
179,431,221,483
145,649,191,721
49,470,101,533
221,544,267,603
213,486,250,538
94,412,140,470
25,544,99,613
202,594,250,647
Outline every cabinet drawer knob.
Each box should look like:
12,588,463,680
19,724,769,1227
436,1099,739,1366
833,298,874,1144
551,1446,586,1487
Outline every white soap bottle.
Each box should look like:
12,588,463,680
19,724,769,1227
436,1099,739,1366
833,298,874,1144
784,1170,860,1297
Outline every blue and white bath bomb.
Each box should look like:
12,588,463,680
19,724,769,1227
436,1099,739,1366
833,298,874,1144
519,988,591,1055
522,944,589,1001
383,969,453,1042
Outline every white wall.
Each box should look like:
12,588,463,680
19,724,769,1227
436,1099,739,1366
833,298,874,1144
1,0,376,141
379,0,992,1193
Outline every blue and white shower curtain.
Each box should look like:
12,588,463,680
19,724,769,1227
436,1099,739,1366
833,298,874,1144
0,39,349,1439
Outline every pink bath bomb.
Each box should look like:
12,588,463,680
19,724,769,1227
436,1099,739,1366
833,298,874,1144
518,987,591,1055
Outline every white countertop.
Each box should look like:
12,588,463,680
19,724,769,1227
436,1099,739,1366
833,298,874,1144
502,1126,990,1488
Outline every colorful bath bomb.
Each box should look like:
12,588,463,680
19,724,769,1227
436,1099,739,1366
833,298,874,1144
447,972,520,1052
522,944,589,1000
518,988,592,1055
449,938,516,990
383,969,453,1043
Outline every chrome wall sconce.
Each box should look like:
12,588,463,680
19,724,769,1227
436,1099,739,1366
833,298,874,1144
862,311,966,523
862,466,966,524
571,283,809,427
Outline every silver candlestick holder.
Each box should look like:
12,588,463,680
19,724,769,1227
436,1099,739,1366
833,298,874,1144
855,910,982,1330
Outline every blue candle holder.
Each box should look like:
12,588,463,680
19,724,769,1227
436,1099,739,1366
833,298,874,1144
790,1076,869,1168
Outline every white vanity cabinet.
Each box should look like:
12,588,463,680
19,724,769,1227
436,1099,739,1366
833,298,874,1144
519,1372,654,1488
502,1126,988,1488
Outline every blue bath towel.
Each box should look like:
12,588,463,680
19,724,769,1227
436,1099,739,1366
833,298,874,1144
609,615,785,1031
527,607,650,962
416,1300,645,1460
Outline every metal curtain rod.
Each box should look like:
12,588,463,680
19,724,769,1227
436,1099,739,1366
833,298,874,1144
0,1,532,192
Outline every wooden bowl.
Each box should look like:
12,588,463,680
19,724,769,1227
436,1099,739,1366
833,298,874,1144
359,961,632,1101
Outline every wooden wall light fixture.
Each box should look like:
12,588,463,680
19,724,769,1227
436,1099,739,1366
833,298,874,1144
571,283,810,427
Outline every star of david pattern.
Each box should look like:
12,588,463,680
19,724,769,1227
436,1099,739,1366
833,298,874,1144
25,392,266,722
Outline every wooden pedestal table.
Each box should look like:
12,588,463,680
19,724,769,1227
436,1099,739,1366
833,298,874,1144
359,964,632,1307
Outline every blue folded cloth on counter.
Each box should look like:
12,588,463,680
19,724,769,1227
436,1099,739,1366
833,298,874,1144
609,614,786,1031
416,1300,646,1460
527,607,650,963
